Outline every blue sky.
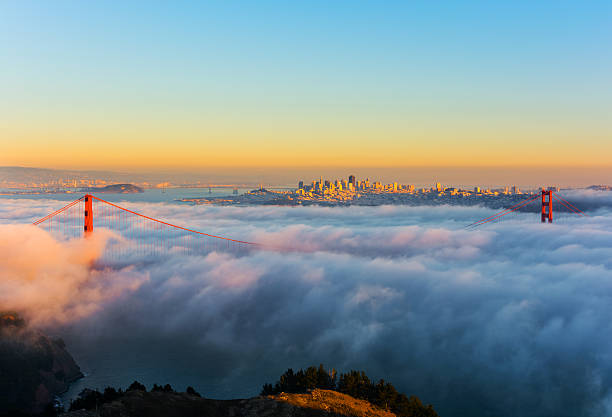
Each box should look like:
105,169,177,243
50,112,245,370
1,1,610,170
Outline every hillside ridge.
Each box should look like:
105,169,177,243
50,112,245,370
63,389,398,417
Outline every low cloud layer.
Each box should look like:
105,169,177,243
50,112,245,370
1,196,612,417
0,224,147,326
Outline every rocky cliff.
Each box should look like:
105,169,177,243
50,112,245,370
0,313,82,414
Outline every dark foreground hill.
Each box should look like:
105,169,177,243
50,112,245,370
0,313,82,415
62,365,437,417
63,389,398,417
0,314,437,417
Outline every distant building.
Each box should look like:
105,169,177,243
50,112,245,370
298,181,304,190
435,182,442,192
348,175,356,186
474,186,481,193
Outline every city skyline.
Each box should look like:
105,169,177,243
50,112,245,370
0,165,595,191
1,165,611,190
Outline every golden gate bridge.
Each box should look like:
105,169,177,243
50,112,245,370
33,194,259,258
31,190,588,258
466,189,587,228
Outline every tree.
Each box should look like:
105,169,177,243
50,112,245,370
373,379,398,410
102,387,121,402
317,364,335,389
69,389,102,411
259,364,439,417
127,381,147,392
260,383,275,396
277,368,298,392
337,370,372,400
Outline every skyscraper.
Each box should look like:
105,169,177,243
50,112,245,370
348,175,356,186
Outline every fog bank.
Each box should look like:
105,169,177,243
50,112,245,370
1,197,612,417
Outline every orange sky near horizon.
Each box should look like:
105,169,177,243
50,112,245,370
2,119,611,171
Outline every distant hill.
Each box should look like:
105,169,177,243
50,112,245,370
83,183,144,193
587,185,612,191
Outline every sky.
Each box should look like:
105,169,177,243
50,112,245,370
1,1,611,176
2,193,612,417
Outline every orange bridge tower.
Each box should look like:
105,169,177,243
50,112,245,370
541,189,553,223
84,194,93,236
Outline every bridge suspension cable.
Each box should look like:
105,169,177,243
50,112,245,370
551,192,588,217
466,194,540,229
467,189,588,228
32,196,84,226
89,195,259,245
31,194,263,258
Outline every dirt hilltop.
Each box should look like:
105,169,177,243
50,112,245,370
64,389,398,417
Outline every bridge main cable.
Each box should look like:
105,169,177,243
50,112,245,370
551,192,588,217
466,194,540,228
90,195,260,245
32,196,84,225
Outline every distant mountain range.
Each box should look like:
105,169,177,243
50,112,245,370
0,166,136,184
0,166,260,188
